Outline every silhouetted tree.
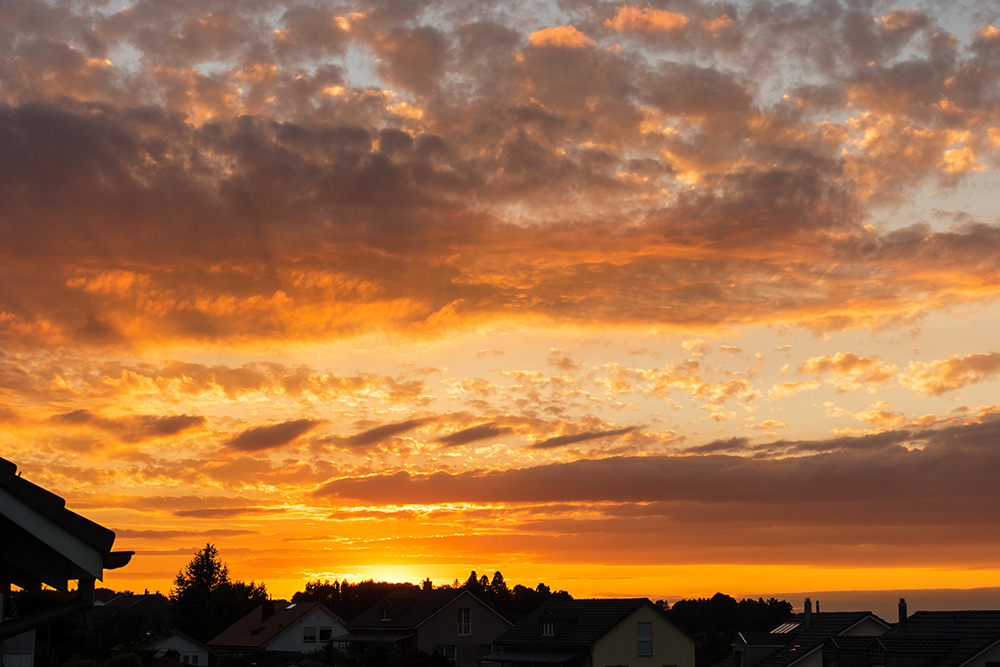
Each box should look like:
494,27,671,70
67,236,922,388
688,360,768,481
170,544,267,642
465,571,484,595
488,571,511,608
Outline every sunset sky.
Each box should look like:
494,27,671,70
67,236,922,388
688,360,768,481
3,0,1000,613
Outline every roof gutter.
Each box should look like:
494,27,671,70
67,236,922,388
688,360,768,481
0,578,95,640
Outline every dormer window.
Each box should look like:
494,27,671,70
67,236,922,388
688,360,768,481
541,621,555,636
381,608,391,621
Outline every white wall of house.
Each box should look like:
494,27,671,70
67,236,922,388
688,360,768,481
149,634,209,666
266,608,346,653
592,604,695,667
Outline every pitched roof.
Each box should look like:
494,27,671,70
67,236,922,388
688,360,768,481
86,593,175,627
878,637,960,656
0,457,115,553
495,598,651,648
146,630,212,653
0,456,133,589
348,589,506,631
823,636,881,652
208,601,343,649
885,610,1000,667
750,612,891,667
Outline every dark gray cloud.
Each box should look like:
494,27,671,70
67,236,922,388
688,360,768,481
225,418,323,452
50,410,206,443
113,528,260,539
316,418,1000,506
173,507,277,518
435,422,511,447
345,418,435,448
530,426,637,449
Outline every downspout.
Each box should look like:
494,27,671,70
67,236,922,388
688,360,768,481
0,578,96,640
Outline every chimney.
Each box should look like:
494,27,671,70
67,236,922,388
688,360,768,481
262,599,276,620
804,598,812,628
816,601,820,613
898,598,907,627
423,579,433,592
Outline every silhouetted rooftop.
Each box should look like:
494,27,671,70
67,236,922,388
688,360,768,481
208,601,344,649
751,611,890,667
0,456,132,590
737,632,795,646
495,598,651,648
886,610,1000,667
0,457,115,553
716,611,891,667
348,588,470,631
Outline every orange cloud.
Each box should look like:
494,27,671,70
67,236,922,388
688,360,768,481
853,402,906,427
529,26,595,49
768,381,821,399
898,353,1000,396
799,353,897,393
605,6,689,33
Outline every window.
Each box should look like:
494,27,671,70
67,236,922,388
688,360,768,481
637,622,653,656
320,627,333,642
541,621,555,636
182,657,189,665
436,645,457,662
304,626,317,643
458,608,472,636
381,608,391,621
190,657,199,666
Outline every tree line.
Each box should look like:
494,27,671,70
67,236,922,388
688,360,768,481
292,569,572,624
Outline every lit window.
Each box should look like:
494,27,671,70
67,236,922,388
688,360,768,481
541,621,555,636
637,622,652,656
304,626,317,643
458,608,472,636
